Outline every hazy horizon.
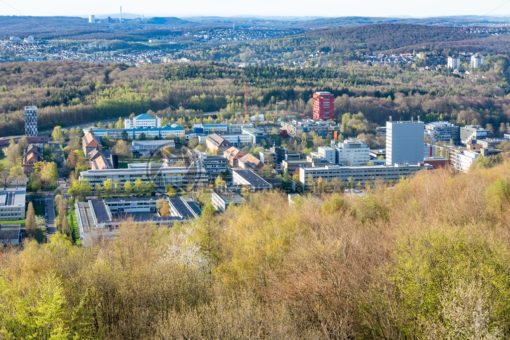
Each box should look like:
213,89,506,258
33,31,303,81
1,0,510,18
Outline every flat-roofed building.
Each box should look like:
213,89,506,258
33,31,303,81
197,153,229,181
282,159,312,175
452,150,480,173
79,163,208,191
318,146,336,164
132,140,175,157
169,197,202,219
337,139,370,166
211,191,245,212
192,123,229,135
0,225,21,245
241,127,265,144
124,113,161,129
471,53,483,69
299,164,425,189
426,121,460,144
24,106,38,137
0,187,26,220
89,124,185,140
232,169,272,191
447,56,461,70
75,196,201,246
386,120,424,165
460,125,488,145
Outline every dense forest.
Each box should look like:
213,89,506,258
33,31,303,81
2,59,510,136
2,160,510,338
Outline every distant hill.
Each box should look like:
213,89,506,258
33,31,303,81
0,15,195,40
303,24,476,52
1,15,510,53
145,17,190,25
258,23,510,54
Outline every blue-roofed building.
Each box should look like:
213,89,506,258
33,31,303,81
124,113,161,129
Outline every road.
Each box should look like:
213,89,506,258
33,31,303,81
44,194,56,236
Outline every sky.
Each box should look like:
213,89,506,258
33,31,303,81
1,0,510,18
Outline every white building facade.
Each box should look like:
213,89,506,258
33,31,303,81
24,106,38,136
386,120,425,165
337,139,370,166
124,113,162,129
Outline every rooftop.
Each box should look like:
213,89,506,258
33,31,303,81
134,113,158,120
233,169,272,189
0,187,26,208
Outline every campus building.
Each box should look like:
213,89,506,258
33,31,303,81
75,196,201,246
232,169,272,191
0,187,26,221
386,120,424,165
299,164,426,189
132,140,175,157
211,191,245,212
425,121,460,144
24,106,38,137
79,163,208,191
337,139,371,166
312,91,335,121
89,124,185,140
124,113,161,129
460,125,488,145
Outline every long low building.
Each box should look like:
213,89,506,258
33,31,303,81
89,124,185,140
132,140,176,157
233,169,273,191
199,133,256,147
299,164,426,189
211,190,245,212
75,196,201,245
79,163,208,191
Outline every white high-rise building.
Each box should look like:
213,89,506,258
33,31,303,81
386,120,424,165
337,139,370,166
24,106,38,136
470,54,483,69
317,146,336,164
447,56,461,70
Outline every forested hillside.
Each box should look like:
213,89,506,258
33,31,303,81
2,160,510,338
2,59,510,135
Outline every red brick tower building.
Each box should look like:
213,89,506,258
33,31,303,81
312,91,335,120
